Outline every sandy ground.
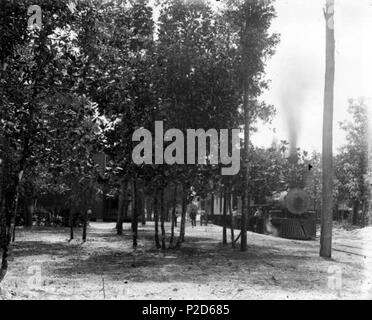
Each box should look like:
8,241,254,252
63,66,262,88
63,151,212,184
0,221,371,300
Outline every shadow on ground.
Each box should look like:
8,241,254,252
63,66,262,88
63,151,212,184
11,223,324,291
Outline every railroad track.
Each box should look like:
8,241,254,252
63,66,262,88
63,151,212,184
332,243,371,258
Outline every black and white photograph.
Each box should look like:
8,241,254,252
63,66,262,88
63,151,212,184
0,0,372,305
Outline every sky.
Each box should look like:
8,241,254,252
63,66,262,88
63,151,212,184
151,0,372,153
251,0,372,153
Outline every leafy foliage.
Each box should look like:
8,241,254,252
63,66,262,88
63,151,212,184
335,99,370,225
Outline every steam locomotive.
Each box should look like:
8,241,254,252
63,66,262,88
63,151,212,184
258,188,317,240
210,188,317,241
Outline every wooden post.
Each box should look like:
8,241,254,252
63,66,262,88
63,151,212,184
240,7,252,251
320,0,335,258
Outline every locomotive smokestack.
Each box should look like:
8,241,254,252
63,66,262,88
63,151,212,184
288,131,299,165
287,111,298,165
287,132,299,189
288,143,298,165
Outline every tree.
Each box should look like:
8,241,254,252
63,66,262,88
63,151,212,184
78,0,156,246
0,0,106,280
335,99,370,226
304,151,322,215
222,0,279,251
320,0,336,258
0,1,282,279
156,0,236,248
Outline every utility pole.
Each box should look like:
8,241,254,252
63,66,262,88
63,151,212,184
240,8,251,251
241,85,250,252
320,0,335,258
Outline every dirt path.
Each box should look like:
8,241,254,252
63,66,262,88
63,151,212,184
0,222,370,299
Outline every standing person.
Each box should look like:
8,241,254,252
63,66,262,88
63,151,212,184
254,207,264,233
252,207,263,233
189,202,198,227
254,207,263,219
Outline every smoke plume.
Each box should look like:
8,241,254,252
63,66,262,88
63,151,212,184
280,57,313,159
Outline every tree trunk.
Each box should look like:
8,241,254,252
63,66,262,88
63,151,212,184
211,194,214,219
176,189,187,248
0,190,12,283
141,191,146,226
166,201,170,222
160,188,166,250
0,192,12,282
320,0,335,258
179,192,187,243
69,201,74,241
352,201,359,225
241,73,250,252
169,183,178,247
82,189,89,242
146,197,152,221
180,192,187,243
136,181,144,228
335,203,341,222
82,209,88,242
24,199,34,227
154,191,161,249
116,179,127,235
228,191,235,248
222,190,227,245
174,207,178,228
132,177,138,249
0,192,8,283
361,200,368,227
11,175,22,242
116,198,123,235
241,192,246,248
